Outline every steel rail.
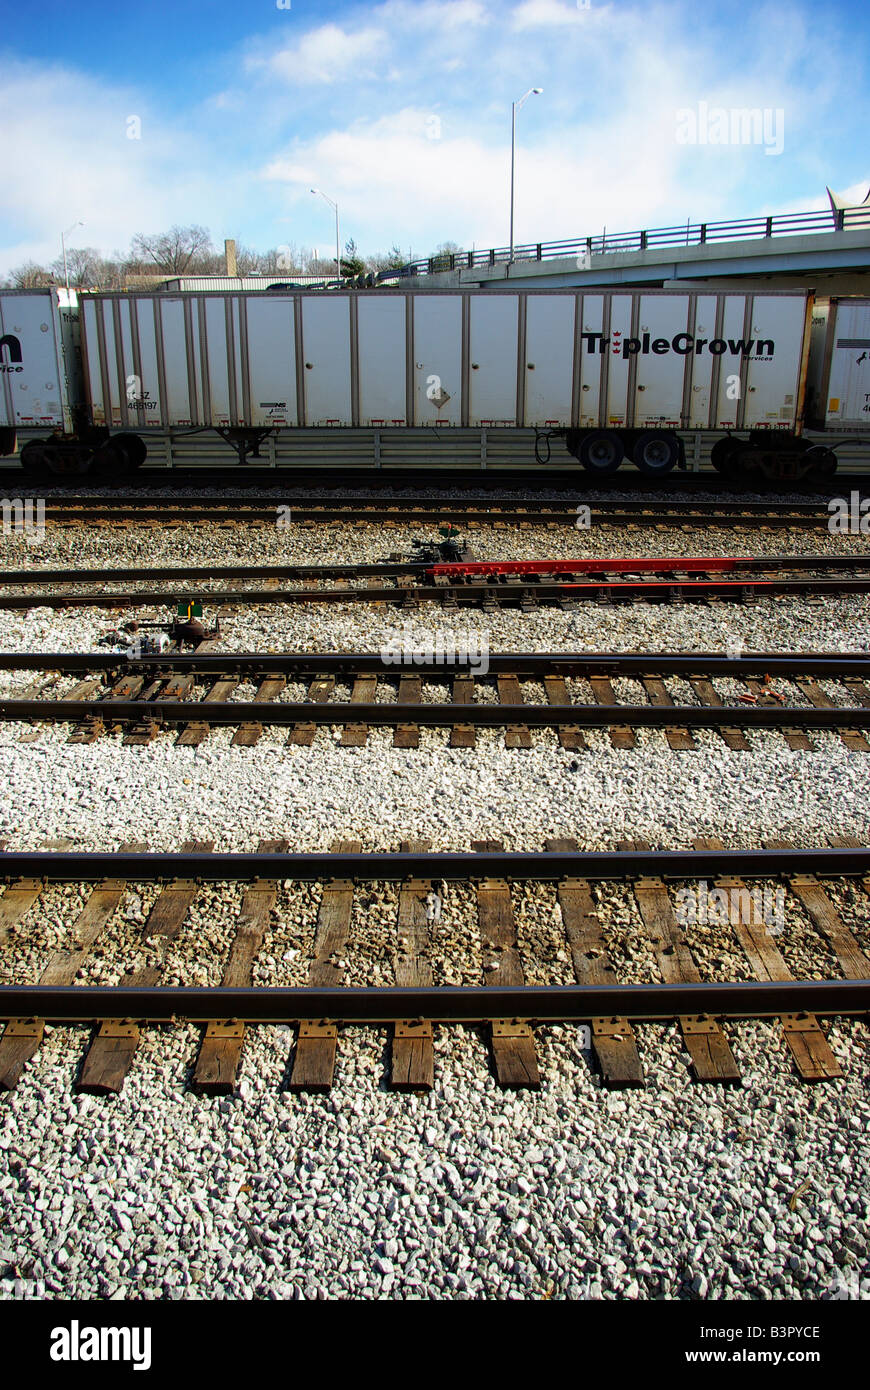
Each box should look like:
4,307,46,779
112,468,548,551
1,979,868,1024
2,699,868,731
22,494,840,511
3,577,870,609
23,504,852,530
7,464,869,492
6,495,846,516
1,652,867,676
0,555,867,587
1,846,868,882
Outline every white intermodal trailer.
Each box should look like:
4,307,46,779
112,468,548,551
807,297,870,430
2,286,839,481
0,288,83,455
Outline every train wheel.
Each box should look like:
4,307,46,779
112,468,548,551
578,431,624,474
112,433,147,469
45,444,93,477
710,437,734,471
91,441,130,479
18,439,52,477
805,446,838,481
710,437,744,478
632,431,679,475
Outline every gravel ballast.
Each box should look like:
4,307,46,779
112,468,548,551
1,514,869,1303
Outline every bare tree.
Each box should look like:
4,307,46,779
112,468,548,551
3,231,411,290
5,261,57,288
129,224,213,275
49,245,104,288
366,243,407,273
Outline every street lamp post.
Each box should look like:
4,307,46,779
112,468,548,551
509,88,542,263
310,189,341,284
61,221,84,295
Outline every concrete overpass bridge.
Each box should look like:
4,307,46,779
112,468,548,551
383,205,870,297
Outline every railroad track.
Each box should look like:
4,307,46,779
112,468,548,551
0,840,867,1096
3,556,870,610
6,494,867,528
5,461,870,495
4,652,870,750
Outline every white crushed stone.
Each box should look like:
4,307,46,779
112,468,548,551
1,1023,868,1300
1,507,869,1302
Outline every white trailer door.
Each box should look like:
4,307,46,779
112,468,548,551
157,298,197,424
202,297,232,425
743,294,806,429
468,295,519,425
712,296,752,429
357,296,407,425
825,300,870,427
634,294,689,427
523,295,575,426
0,291,66,428
244,297,298,427
130,298,163,429
687,295,717,427
301,297,352,425
578,295,604,426
412,296,462,425
606,295,633,426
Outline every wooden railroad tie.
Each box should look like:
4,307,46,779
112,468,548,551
547,837,643,1088
450,675,476,748
693,837,841,1082
688,676,750,750
766,838,870,982
0,840,148,1093
394,676,421,748
176,677,240,746
78,839,214,1096
391,839,435,1092
233,676,286,746
288,675,333,747
193,838,290,1095
288,839,361,1092
620,839,741,1085
473,840,540,1088
341,676,378,747
589,675,635,749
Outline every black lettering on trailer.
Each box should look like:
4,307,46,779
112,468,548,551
0,334,22,364
580,332,608,354
755,339,775,355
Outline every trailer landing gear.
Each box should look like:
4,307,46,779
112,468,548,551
215,428,275,466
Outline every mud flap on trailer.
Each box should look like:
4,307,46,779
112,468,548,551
0,427,16,457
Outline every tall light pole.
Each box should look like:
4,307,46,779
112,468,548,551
310,189,340,284
509,88,542,263
61,220,84,295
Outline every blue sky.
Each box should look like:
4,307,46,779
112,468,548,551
1,0,868,273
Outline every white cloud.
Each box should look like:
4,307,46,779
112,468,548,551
250,24,386,85
510,0,593,29
0,61,262,273
1,1,866,277
376,0,489,27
